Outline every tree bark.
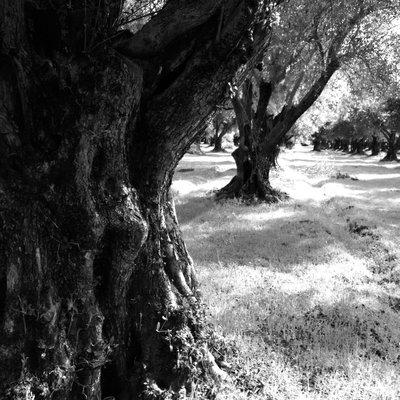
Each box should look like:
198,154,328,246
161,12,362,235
212,119,235,152
351,139,365,155
370,135,381,156
212,132,224,152
0,1,271,398
381,132,399,161
313,138,322,151
341,139,350,152
216,80,286,202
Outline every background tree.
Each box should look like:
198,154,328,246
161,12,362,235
217,0,400,201
378,98,400,161
316,102,400,160
315,8,400,156
0,1,275,398
211,110,236,152
312,123,334,151
346,108,380,154
321,111,378,154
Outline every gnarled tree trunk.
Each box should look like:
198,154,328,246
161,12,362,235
0,1,271,398
212,131,224,152
313,138,322,151
217,79,288,202
381,132,399,161
217,52,339,202
370,135,381,156
212,118,235,152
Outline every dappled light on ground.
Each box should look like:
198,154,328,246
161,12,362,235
173,145,400,400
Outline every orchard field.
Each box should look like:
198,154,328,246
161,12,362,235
173,145,400,400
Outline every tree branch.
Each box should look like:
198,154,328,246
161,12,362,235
254,79,273,134
285,70,305,107
114,0,222,58
266,54,340,149
311,15,325,66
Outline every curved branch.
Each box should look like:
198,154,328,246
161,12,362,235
285,70,305,107
266,55,340,149
115,0,222,58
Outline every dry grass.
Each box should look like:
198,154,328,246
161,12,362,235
173,145,400,400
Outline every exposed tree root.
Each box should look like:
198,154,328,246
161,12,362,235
201,346,231,384
215,176,243,200
215,176,288,204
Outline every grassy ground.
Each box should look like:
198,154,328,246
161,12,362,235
172,145,400,400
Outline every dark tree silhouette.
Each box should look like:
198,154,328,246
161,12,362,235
379,98,400,161
217,0,392,201
211,111,236,152
0,1,275,398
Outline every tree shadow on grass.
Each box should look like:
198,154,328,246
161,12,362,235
258,295,400,390
290,159,400,173
319,176,400,206
184,203,356,272
175,197,217,224
215,285,400,395
174,167,236,183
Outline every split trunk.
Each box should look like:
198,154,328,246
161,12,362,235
218,54,339,202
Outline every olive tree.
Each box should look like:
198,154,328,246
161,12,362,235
0,1,275,398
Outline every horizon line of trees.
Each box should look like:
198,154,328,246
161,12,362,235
312,98,400,161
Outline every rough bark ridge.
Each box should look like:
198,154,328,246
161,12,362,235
0,1,271,399
212,113,235,152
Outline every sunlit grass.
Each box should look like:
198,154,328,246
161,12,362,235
174,146,400,399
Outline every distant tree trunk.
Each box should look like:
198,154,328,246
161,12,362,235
341,139,350,152
333,138,340,150
218,53,339,202
217,126,283,201
353,139,365,155
350,139,356,153
212,120,235,152
216,80,286,202
381,132,398,161
211,111,235,152
313,138,322,151
370,135,381,156
0,1,269,398
213,132,224,152
382,147,398,161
